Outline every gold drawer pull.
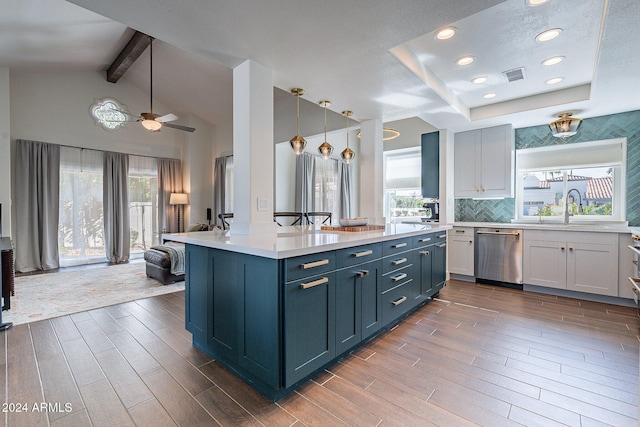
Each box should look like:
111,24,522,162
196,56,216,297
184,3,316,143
356,270,369,278
455,229,465,233
300,277,329,289
392,258,407,265
420,251,430,256
633,260,638,266
392,242,407,249
418,237,432,243
392,296,407,306
354,249,373,258
392,273,407,282
301,259,330,269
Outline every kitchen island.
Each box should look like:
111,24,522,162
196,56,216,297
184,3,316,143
165,223,451,400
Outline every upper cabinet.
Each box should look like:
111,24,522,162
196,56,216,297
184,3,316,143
421,131,439,199
454,124,514,199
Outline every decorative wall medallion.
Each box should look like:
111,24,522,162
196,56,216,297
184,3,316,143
89,98,129,131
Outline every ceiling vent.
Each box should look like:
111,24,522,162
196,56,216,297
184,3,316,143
503,67,526,83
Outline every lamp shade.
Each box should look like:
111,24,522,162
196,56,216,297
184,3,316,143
169,193,188,205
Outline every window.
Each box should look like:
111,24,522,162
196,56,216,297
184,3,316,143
129,156,159,255
515,138,626,222
58,148,105,267
384,147,423,221
225,157,234,214
314,158,339,218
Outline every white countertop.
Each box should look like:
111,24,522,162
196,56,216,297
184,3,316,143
163,223,451,259
454,221,637,234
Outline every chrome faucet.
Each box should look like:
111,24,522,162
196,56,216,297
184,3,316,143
564,188,583,224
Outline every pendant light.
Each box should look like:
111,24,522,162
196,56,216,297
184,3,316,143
318,100,334,159
549,112,582,138
341,111,355,164
289,88,307,155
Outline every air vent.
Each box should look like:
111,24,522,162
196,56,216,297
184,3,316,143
503,67,526,83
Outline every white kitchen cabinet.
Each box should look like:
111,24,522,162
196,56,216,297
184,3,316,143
454,124,514,199
448,227,475,276
523,230,619,297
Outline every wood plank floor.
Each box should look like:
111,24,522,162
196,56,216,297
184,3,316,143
2,280,638,426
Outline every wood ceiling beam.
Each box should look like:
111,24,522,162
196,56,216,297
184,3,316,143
106,31,152,83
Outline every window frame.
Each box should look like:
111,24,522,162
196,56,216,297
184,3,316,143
514,138,626,223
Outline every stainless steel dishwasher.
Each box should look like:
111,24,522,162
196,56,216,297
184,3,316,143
475,228,523,285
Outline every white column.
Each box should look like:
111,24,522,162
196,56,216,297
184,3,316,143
231,60,277,235
358,119,384,225
0,68,10,237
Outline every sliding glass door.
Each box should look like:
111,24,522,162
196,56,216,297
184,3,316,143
129,156,159,256
58,148,106,267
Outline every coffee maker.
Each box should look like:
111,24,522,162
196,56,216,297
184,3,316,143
421,201,440,223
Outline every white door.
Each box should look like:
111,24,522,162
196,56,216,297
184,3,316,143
454,130,481,198
480,125,512,197
523,239,567,289
566,242,618,296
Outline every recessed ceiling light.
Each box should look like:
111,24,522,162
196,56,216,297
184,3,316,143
527,0,550,6
536,28,562,42
472,76,488,84
456,56,475,66
483,93,497,99
435,26,457,40
542,56,565,66
546,77,564,85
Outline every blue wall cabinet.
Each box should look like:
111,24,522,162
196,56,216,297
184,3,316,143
421,131,440,199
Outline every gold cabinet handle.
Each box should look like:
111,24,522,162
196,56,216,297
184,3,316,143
301,259,330,269
469,240,473,244
392,273,408,282
633,260,638,266
569,247,573,251
354,249,373,258
455,230,465,233
420,251,430,256
392,257,407,265
392,242,407,249
356,270,369,278
392,296,407,306
418,237,432,243
300,277,329,289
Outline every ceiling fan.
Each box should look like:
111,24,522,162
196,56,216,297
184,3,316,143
118,37,196,133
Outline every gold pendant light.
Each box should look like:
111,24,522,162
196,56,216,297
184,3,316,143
318,100,334,159
289,88,307,155
341,110,355,164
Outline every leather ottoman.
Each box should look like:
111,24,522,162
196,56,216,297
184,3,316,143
144,248,185,285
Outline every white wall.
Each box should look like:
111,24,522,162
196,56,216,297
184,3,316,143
182,114,214,225
0,68,10,236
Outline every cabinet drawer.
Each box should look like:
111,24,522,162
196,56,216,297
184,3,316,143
412,234,435,248
336,243,382,268
381,281,412,325
285,252,336,282
434,231,447,243
382,253,413,275
382,264,413,292
382,237,413,257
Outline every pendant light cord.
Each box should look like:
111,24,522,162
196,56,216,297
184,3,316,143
296,93,300,135
149,37,154,114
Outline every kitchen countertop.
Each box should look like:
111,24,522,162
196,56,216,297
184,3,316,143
164,223,451,259
453,221,638,234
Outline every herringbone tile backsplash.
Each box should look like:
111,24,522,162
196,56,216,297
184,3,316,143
456,110,640,226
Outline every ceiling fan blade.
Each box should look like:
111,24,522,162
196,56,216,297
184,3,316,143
163,122,196,132
156,113,179,123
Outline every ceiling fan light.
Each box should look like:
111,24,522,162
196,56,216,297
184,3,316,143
141,119,162,131
549,112,582,138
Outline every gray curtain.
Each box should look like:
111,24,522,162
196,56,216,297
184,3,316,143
14,140,60,272
339,161,354,219
294,152,316,213
213,156,228,227
158,159,182,232
104,152,130,263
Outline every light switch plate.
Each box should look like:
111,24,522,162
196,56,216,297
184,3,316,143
257,197,268,211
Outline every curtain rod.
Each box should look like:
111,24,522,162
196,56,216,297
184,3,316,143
17,139,179,162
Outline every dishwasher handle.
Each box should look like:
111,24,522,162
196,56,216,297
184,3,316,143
477,231,520,238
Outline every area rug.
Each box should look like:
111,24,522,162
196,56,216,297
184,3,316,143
3,261,185,325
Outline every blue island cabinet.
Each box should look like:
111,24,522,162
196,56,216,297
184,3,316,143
183,229,447,400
